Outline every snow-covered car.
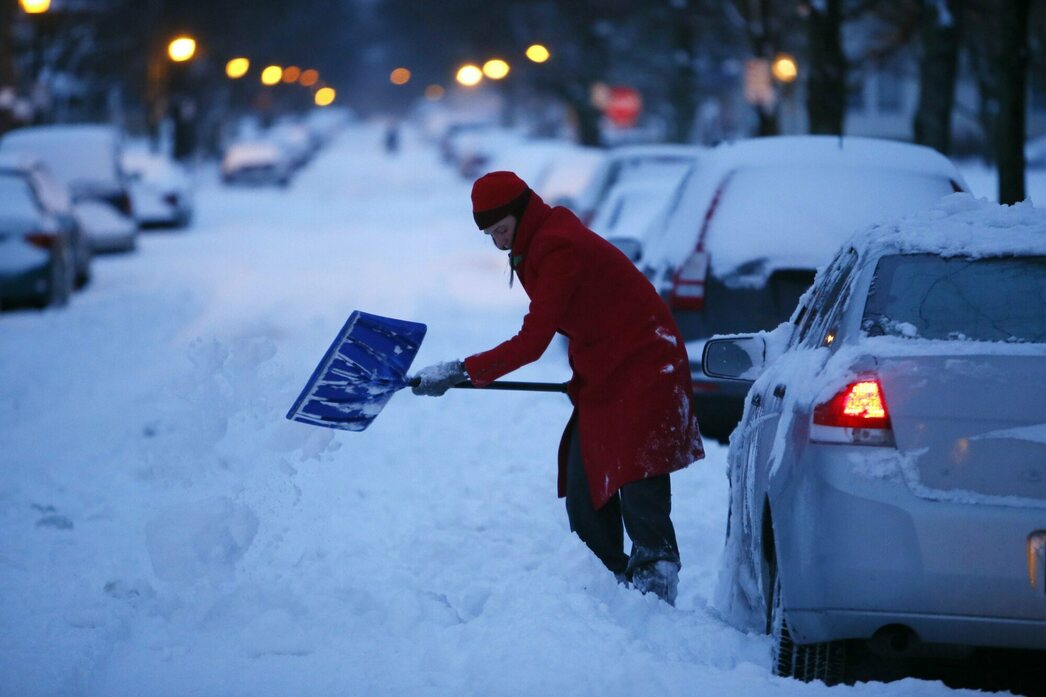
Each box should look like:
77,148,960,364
270,121,317,170
531,145,606,210
221,140,293,187
0,166,77,308
0,152,91,288
702,195,1046,685
588,168,693,262
0,124,135,219
639,136,969,442
571,144,705,226
73,199,138,253
122,148,194,228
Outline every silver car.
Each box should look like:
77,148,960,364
703,195,1046,685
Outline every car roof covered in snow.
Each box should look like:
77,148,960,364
0,124,122,185
639,135,970,283
849,193,1046,260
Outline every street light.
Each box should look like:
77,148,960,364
299,69,319,87
772,54,798,83
482,59,510,80
261,65,283,86
167,36,197,63
425,84,445,101
226,57,250,79
455,64,483,87
314,87,336,107
390,67,411,86
19,0,50,13
282,66,302,83
525,44,550,63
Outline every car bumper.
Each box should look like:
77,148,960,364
690,362,749,442
0,261,50,302
777,442,1046,651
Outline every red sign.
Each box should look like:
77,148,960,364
605,86,642,128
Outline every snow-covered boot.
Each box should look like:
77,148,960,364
631,560,679,606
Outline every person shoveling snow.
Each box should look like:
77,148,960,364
412,171,705,605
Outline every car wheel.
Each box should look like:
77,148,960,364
768,557,847,685
40,245,72,309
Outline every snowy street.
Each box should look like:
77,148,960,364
0,125,1011,696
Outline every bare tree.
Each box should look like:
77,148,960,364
995,0,1030,203
912,0,963,154
804,0,847,134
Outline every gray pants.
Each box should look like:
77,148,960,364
564,420,680,578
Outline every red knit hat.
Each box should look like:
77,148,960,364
472,171,531,229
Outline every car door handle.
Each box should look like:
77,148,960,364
773,384,786,399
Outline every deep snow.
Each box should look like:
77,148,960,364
0,124,1005,696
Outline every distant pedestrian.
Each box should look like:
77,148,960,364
412,171,704,605
383,121,399,155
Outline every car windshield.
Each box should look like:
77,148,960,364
862,253,1046,343
0,174,41,218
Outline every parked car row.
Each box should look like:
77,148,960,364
221,110,353,187
432,126,1046,683
0,123,195,310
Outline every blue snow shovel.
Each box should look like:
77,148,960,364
286,310,568,432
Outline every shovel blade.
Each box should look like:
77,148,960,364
286,311,427,431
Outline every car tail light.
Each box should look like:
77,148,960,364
669,250,709,310
24,231,57,250
811,378,895,445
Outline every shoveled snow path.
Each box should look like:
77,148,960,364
0,125,979,696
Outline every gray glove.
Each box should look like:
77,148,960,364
411,360,469,397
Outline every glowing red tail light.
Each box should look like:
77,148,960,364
813,379,891,430
669,250,709,310
24,231,57,250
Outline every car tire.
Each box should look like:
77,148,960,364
768,557,847,685
40,244,72,309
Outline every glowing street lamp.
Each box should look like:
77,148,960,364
425,84,445,101
390,67,411,85
282,66,302,83
482,59,510,80
261,65,283,86
314,87,336,107
19,0,51,13
525,44,550,64
299,69,319,87
225,57,250,79
772,54,798,83
456,64,483,87
167,36,197,63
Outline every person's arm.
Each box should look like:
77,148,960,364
465,237,580,387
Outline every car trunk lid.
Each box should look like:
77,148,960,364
879,353,1046,503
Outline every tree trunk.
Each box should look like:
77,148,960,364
805,0,846,135
667,0,697,143
0,0,18,136
913,0,963,154
996,0,1029,204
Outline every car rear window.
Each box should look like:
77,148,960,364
705,166,955,278
0,174,41,219
2,132,119,185
862,253,1046,343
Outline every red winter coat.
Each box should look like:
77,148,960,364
464,191,704,508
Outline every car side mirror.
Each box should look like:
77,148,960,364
608,236,642,262
702,336,766,381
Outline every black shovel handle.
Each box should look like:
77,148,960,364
408,377,569,393
454,380,569,393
